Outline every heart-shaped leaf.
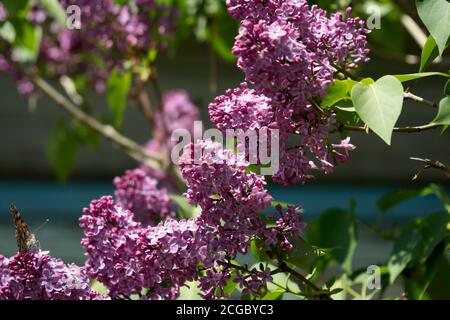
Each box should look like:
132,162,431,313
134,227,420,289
416,0,450,55
351,76,404,145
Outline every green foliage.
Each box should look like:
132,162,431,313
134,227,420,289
46,120,99,181
0,20,16,43
307,208,357,273
106,68,132,129
393,72,449,83
416,0,450,55
420,36,440,72
351,76,404,145
2,0,31,18
377,186,435,213
388,213,449,284
378,184,450,214
38,0,67,27
276,237,325,274
170,195,201,219
321,80,358,108
173,0,238,62
46,120,80,182
10,19,42,63
444,79,450,96
432,97,450,125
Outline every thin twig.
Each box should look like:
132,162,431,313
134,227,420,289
135,78,155,124
410,157,450,180
150,72,163,111
277,261,332,300
403,91,437,109
31,75,163,170
337,122,442,133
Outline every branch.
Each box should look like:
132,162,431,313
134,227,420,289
150,71,163,111
277,261,332,300
410,157,450,180
400,14,428,48
403,91,438,109
337,122,442,133
135,78,155,125
31,75,163,170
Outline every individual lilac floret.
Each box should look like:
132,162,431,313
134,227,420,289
0,252,102,300
209,82,273,131
114,168,174,224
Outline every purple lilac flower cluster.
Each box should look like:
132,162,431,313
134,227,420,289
0,251,102,300
113,168,174,225
79,141,305,299
0,0,176,95
179,140,277,299
79,196,199,299
209,0,368,185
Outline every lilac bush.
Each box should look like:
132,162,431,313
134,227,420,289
0,0,368,300
4,0,447,302
0,0,176,94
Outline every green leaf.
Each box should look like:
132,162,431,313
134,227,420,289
388,219,424,284
432,97,450,125
3,0,30,17
388,213,449,284
377,186,434,213
419,36,440,72
106,69,132,128
307,208,357,273
260,289,284,300
250,239,271,263
38,0,67,27
351,75,404,145
321,80,358,108
276,237,325,273
91,279,109,296
429,183,450,213
10,19,42,63
209,31,235,62
393,72,449,83
416,0,450,55
170,195,201,219
444,79,450,96
46,120,79,182
0,21,16,43
178,281,202,300
420,213,449,258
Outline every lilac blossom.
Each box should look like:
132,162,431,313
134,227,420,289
79,196,199,300
0,0,177,95
0,252,102,300
114,168,174,225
